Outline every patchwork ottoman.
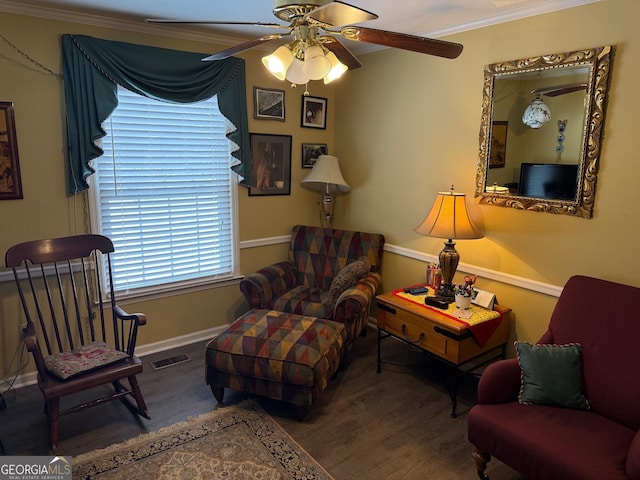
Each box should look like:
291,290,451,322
205,309,346,416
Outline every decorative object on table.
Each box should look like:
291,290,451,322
0,102,23,200
415,186,483,303
556,119,567,161
301,95,327,129
302,143,328,168
73,399,334,480
425,262,439,287
253,86,285,121
149,2,463,88
472,288,497,310
249,133,292,196
489,121,507,168
454,276,476,310
522,94,551,129
301,154,349,227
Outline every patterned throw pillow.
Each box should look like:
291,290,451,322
515,341,589,410
44,341,129,380
327,256,371,311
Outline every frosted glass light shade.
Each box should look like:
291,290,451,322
303,45,331,81
323,51,348,84
262,45,293,81
285,58,310,84
522,97,552,129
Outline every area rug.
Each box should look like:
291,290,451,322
72,400,334,480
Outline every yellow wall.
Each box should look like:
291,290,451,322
334,0,640,344
0,12,336,375
1,0,639,377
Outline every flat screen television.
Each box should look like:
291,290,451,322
518,163,579,200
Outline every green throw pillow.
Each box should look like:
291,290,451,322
515,341,590,410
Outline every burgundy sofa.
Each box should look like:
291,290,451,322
468,275,640,480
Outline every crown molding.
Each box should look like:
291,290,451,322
0,0,241,48
423,0,600,38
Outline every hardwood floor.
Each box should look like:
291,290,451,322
0,327,525,479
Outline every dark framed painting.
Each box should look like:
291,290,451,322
489,121,508,169
0,102,23,200
301,143,328,168
249,133,292,196
301,95,327,129
253,86,285,121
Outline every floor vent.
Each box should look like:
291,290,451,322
151,354,191,370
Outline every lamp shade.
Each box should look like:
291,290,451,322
415,188,483,240
323,51,348,84
522,96,552,129
301,155,350,193
262,45,294,81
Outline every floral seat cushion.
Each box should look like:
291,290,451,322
44,341,129,380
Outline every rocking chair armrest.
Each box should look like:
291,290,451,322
114,305,147,326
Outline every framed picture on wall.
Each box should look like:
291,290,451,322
0,102,23,200
253,87,285,121
489,121,508,169
301,143,328,168
249,133,292,196
301,95,327,129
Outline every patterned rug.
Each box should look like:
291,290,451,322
72,400,334,480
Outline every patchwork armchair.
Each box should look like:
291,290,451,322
468,275,640,480
240,225,385,351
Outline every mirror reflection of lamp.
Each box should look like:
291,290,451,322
301,155,350,228
522,94,551,128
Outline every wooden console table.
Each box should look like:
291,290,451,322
376,291,511,417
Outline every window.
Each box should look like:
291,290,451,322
90,87,238,296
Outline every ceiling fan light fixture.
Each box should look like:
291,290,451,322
302,44,331,80
285,57,310,85
262,45,294,81
522,95,552,129
323,51,348,84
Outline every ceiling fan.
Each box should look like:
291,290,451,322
147,0,463,85
532,83,588,97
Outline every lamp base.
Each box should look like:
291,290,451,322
321,192,335,228
438,239,459,303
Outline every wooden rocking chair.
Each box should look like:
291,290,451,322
5,234,150,453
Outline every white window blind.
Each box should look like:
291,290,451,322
92,87,236,294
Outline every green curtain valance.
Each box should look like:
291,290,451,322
61,34,251,194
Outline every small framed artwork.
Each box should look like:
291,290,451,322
253,86,285,121
301,143,328,168
0,102,23,200
301,95,327,129
249,133,292,196
489,121,508,169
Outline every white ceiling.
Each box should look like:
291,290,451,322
1,0,599,56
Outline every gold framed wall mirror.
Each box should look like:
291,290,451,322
474,46,614,218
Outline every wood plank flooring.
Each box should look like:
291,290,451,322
0,327,525,479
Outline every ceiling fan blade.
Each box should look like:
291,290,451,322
533,83,588,97
306,1,378,27
323,37,362,70
146,19,285,28
202,34,285,61
340,26,463,59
